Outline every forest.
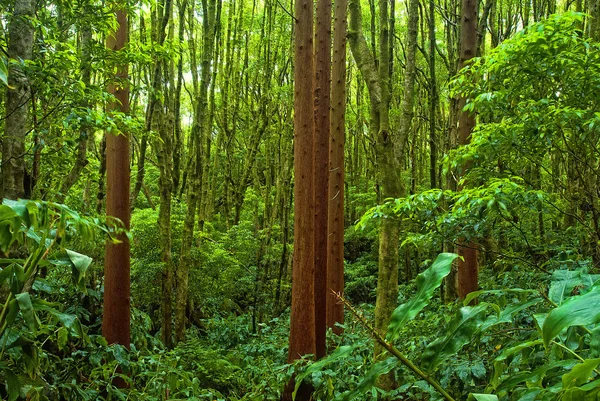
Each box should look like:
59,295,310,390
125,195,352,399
1,0,600,398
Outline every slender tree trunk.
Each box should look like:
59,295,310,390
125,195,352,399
58,26,93,201
428,0,438,189
314,0,332,360
2,0,35,199
326,0,347,336
456,0,478,300
102,5,130,388
175,0,218,344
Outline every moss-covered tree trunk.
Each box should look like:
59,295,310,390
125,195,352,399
348,0,418,390
2,0,35,199
175,0,218,344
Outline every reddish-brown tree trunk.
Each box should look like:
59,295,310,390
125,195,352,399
456,0,478,300
284,0,315,397
314,0,331,360
102,4,131,380
326,0,347,335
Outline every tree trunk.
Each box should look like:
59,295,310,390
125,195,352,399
313,0,332,360
175,0,218,344
2,0,35,200
102,5,131,388
58,26,93,202
326,0,347,336
284,0,316,397
456,0,479,300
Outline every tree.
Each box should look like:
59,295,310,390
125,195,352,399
285,0,315,396
2,0,35,199
326,0,347,335
456,0,478,300
102,1,131,384
314,0,332,360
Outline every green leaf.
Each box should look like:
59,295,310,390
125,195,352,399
387,253,458,340
57,326,68,350
15,293,37,336
66,249,92,290
0,58,8,87
468,394,498,401
293,345,354,399
542,286,600,347
421,303,488,371
562,359,600,389
5,369,20,401
335,358,398,401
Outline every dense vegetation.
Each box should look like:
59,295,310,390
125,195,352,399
1,0,600,399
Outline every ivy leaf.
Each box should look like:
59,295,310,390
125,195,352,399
387,253,458,341
421,303,488,371
542,286,600,347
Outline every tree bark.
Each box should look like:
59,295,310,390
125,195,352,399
2,0,35,200
326,0,347,336
284,0,316,397
456,0,479,300
314,0,332,360
102,5,131,388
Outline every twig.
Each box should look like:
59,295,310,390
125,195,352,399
334,291,456,401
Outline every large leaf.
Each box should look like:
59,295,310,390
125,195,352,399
421,303,488,371
335,358,398,401
481,298,542,332
15,293,37,336
387,253,458,340
468,394,498,401
562,359,600,389
293,345,354,399
548,269,600,305
542,286,600,347
66,249,92,290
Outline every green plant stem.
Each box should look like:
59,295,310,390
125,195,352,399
552,340,600,376
336,292,456,401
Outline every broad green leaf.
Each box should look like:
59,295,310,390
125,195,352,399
421,303,488,371
293,345,354,399
481,298,542,332
387,253,458,340
5,369,20,401
15,293,37,336
548,269,600,305
468,394,498,401
0,58,8,86
335,358,398,401
463,288,538,306
9,263,24,295
57,327,68,350
542,286,600,347
562,358,600,389
66,249,92,289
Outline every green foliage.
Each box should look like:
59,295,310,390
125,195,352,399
0,199,124,400
388,253,458,341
